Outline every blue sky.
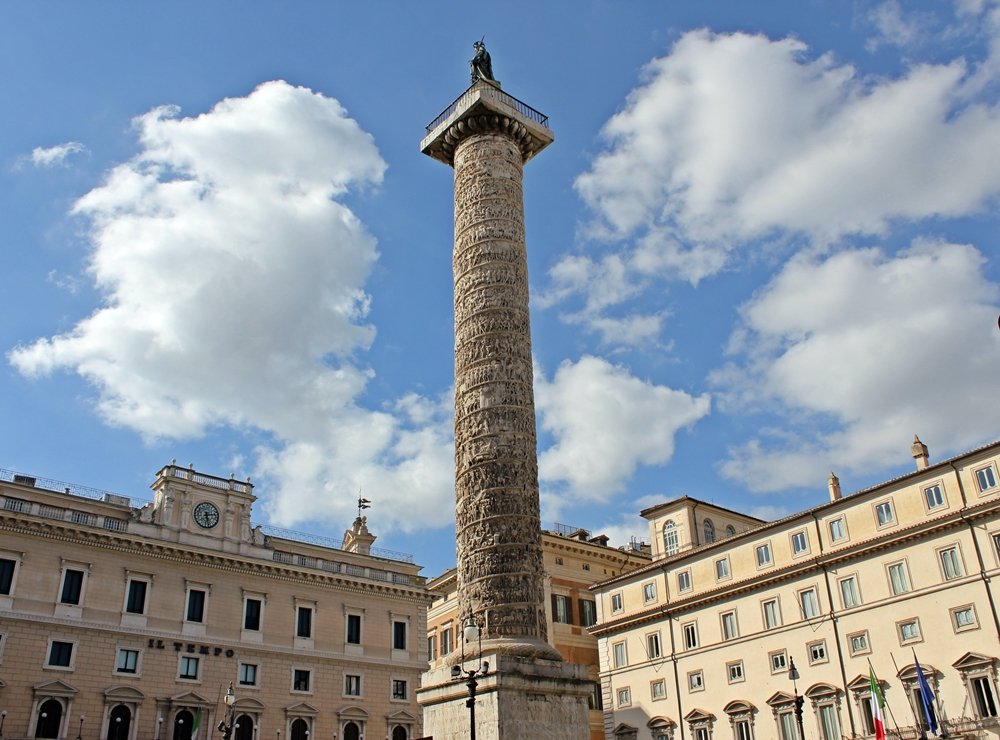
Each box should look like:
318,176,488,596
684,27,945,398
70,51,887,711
3,1,999,577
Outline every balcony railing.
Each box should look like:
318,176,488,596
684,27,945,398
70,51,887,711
425,81,550,134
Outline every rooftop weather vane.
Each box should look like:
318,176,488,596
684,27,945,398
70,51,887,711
470,37,494,83
357,495,371,519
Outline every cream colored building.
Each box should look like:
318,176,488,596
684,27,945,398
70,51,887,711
0,462,433,740
425,528,652,740
592,438,1000,739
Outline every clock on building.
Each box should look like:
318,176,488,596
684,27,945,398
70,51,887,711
193,501,220,529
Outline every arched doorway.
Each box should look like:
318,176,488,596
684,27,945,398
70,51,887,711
391,726,408,740
35,699,63,739
234,715,254,740
343,722,360,740
107,705,132,740
290,718,308,740
173,710,194,740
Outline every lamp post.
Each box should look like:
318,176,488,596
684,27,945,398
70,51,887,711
1,709,7,740
114,716,122,740
788,657,806,740
217,683,237,740
156,717,164,740
77,714,85,740
451,614,490,740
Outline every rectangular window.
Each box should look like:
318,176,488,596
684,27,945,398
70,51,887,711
293,668,311,692
60,569,84,605
924,483,945,509
296,606,313,638
643,582,657,602
809,640,828,664
727,660,745,683
976,465,998,493
427,634,437,661
791,530,808,554
392,679,407,700
48,640,73,667
972,675,999,717
715,557,730,580
613,641,627,668
179,656,199,680
939,546,964,580
770,650,788,673
186,589,206,622
898,619,920,644
677,569,692,591
553,595,572,624
839,576,861,608
735,720,753,740
799,588,820,618
617,687,631,707
721,610,739,640
875,500,895,526
345,674,361,696
688,670,704,691
888,562,911,594
611,593,623,612
579,600,597,627
347,613,362,644
651,679,666,700
646,632,661,659
829,517,847,542
952,605,978,631
393,620,407,650
125,580,147,614
239,663,258,686
848,630,870,655
762,598,781,629
244,598,262,631
683,622,699,649
756,542,772,567
441,626,453,655
0,557,15,595
116,648,139,674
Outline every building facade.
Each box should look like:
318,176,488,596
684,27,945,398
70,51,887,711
0,463,432,740
425,527,652,740
592,439,1000,739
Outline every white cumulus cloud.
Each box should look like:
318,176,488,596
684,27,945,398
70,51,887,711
9,81,455,532
30,141,88,168
713,240,1000,491
536,355,711,500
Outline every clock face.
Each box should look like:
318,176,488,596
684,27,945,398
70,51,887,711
193,501,220,529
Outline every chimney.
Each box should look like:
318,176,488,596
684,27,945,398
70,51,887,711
828,472,842,501
911,435,930,470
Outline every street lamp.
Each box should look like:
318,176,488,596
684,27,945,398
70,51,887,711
1,709,7,740
451,613,490,740
114,716,122,740
788,657,806,740
156,717,164,740
77,714,85,740
217,683,237,740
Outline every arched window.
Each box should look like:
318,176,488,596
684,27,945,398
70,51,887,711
726,525,736,538
173,710,193,740
663,521,679,555
35,699,63,739
290,719,309,740
391,726,408,740
343,722,360,740
235,715,254,740
107,705,131,740
703,519,715,544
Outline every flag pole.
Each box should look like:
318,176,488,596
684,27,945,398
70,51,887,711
890,652,926,739
868,658,906,740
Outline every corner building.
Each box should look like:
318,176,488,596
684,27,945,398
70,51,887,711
0,463,432,740
592,439,1000,739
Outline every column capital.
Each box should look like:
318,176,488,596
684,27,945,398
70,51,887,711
421,80,554,167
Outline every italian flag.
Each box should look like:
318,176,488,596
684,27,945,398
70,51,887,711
868,668,886,740
190,710,202,740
